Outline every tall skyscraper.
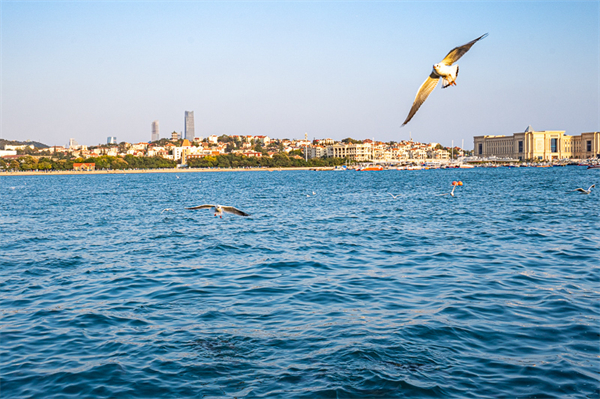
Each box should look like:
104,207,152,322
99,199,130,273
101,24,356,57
107,136,117,144
68,138,80,149
152,121,159,142
184,111,195,141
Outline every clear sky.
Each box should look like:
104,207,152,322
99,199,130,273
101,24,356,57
1,1,598,148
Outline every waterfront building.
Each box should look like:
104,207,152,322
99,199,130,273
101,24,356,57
473,126,600,161
327,142,374,161
184,111,195,141
72,163,95,171
152,121,159,142
306,145,327,159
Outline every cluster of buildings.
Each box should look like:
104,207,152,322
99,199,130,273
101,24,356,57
474,126,599,161
1,110,454,164
3,110,597,165
322,140,452,162
2,135,454,164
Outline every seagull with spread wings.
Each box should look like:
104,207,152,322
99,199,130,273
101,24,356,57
570,184,595,194
402,33,488,126
185,204,250,218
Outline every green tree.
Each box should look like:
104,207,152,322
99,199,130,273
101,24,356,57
38,161,52,170
342,137,362,144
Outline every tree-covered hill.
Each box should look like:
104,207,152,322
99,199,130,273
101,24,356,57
0,138,49,149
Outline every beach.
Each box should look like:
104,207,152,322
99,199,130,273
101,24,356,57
0,166,319,176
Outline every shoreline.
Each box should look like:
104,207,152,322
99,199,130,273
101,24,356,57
0,167,321,176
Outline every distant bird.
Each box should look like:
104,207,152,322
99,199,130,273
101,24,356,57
176,175,180,179
402,33,488,126
571,184,595,194
160,208,175,214
389,193,400,199
185,204,250,218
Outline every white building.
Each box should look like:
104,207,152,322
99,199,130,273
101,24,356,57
306,145,327,159
0,150,17,157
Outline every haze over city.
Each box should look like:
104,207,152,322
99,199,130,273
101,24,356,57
2,1,598,148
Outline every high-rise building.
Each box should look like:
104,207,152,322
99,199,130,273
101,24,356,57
184,111,195,141
68,138,80,149
152,121,159,142
107,137,117,144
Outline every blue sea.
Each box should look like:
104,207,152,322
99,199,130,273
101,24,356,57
1,167,598,398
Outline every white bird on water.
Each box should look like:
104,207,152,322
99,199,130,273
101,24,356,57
185,204,250,218
402,33,488,126
571,184,595,194
438,181,463,197
437,185,458,197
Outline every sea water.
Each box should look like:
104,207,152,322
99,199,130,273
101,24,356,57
1,167,598,398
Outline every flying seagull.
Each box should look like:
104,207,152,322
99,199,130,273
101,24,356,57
389,193,400,199
402,33,488,126
185,204,250,218
160,208,175,214
570,184,595,194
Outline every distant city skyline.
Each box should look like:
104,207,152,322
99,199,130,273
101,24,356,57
2,1,598,148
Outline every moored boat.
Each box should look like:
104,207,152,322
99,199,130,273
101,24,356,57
358,165,384,171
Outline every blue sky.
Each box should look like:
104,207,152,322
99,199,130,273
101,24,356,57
2,1,598,148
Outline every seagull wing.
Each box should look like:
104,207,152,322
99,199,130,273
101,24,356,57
185,204,215,210
221,206,250,217
441,33,488,65
402,73,440,126
588,184,595,191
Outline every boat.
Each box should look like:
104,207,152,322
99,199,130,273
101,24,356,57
357,165,384,171
587,165,600,169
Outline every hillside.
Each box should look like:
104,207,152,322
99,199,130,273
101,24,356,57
0,139,49,149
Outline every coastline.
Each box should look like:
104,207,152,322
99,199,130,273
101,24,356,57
0,167,322,176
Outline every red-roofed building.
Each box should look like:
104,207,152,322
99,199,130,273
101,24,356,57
73,163,95,171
